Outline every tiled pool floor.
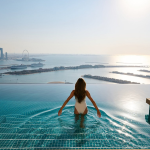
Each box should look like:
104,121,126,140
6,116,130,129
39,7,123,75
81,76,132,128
0,108,150,149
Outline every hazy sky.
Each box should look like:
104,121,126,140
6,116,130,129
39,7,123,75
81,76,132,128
0,0,150,54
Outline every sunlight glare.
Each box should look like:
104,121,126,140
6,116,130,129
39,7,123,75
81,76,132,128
120,0,150,17
122,97,141,114
118,55,145,64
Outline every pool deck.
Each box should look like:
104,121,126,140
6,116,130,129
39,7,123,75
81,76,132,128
146,98,150,116
146,98,150,105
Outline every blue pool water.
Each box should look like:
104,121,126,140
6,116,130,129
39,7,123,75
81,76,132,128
0,84,150,149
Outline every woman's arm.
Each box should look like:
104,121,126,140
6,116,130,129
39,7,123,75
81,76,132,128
58,90,75,116
86,90,101,118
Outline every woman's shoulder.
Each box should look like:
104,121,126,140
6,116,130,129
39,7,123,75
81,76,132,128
71,90,75,94
85,90,90,96
85,90,89,94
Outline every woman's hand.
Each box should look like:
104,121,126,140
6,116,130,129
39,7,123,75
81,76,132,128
97,110,101,118
58,109,62,116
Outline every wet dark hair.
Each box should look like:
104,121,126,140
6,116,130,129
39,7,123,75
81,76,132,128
74,78,86,103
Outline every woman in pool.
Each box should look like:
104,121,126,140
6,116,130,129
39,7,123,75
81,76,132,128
58,78,101,118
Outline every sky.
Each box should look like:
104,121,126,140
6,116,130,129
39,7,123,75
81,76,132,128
0,0,150,55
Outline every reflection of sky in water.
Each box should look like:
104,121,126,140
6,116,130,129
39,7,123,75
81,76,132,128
1,55,150,84
0,84,150,149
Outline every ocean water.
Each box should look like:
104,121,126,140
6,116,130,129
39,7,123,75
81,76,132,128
1,55,150,84
0,84,150,149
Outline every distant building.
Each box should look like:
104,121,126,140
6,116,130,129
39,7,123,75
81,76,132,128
5,52,8,59
0,48,4,59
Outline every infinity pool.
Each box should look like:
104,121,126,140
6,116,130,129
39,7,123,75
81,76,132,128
0,84,150,149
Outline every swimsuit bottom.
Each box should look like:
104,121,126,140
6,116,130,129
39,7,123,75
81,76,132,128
75,101,87,114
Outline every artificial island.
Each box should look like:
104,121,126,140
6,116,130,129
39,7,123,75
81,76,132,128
83,74,140,84
3,64,148,75
110,71,150,79
139,69,150,73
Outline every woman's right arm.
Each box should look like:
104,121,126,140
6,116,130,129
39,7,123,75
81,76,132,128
86,90,101,118
58,90,75,116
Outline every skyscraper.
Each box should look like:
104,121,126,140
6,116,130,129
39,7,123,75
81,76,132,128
0,48,4,59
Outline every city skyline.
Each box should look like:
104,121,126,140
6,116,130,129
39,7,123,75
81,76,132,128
0,0,150,55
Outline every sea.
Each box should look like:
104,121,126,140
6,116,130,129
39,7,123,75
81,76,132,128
0,54,150,84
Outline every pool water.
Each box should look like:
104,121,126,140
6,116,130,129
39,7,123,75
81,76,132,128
0,84,150,149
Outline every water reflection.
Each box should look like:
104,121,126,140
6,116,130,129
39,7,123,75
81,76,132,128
123,100,139,112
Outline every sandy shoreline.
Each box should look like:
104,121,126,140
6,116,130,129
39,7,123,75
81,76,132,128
47,81,73,84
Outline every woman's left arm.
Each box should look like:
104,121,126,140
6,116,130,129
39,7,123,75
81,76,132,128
58,90,75,116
